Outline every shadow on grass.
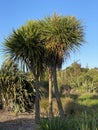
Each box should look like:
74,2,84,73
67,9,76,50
64,99,98,116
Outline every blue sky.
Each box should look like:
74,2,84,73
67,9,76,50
0,0,98,69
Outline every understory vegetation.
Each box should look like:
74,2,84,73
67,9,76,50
37,112,98,130
0,60,98,129
1,60,98,114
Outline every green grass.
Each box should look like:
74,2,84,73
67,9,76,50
37,112,98,130
77,93,98,111
39,92,98,130
40,93,98,116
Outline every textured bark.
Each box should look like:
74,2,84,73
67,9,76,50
48,67,53,117
30,66,40,124
52,66,64,117
34,77,40,124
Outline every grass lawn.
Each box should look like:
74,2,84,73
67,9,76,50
40,92,98,116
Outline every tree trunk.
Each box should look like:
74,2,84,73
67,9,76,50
30,66,40,124
48,66,53,117
52,66,64,117
1,94,6,110
34,76,40,124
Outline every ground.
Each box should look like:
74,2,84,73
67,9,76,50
0,110,38,130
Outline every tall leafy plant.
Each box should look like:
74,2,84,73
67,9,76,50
3,21,45,123
39,13,84,117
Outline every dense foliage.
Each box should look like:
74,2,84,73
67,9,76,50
3,14,84,122
0,60,98,113
0,60,35,113
57,62,98,94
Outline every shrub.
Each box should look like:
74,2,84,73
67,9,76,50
64,98,83,115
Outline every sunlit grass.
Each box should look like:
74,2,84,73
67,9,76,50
40,93,98,117
78,93,98,107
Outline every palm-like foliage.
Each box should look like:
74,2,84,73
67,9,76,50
40,13,84,117
3,14,84,120
40,14,84,68
0,59,35,112
4,21,44,76
3,21,45,123
0,59,18,109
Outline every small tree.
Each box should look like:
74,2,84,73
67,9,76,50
3,21,45,123
40,13,84,117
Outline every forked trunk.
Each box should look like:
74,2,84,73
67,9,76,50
48,66,53,117
52,66,64,117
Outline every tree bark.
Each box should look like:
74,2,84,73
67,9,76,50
52,66,64,117
30,65,40,124
34,76,40,124
48,66,53,117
